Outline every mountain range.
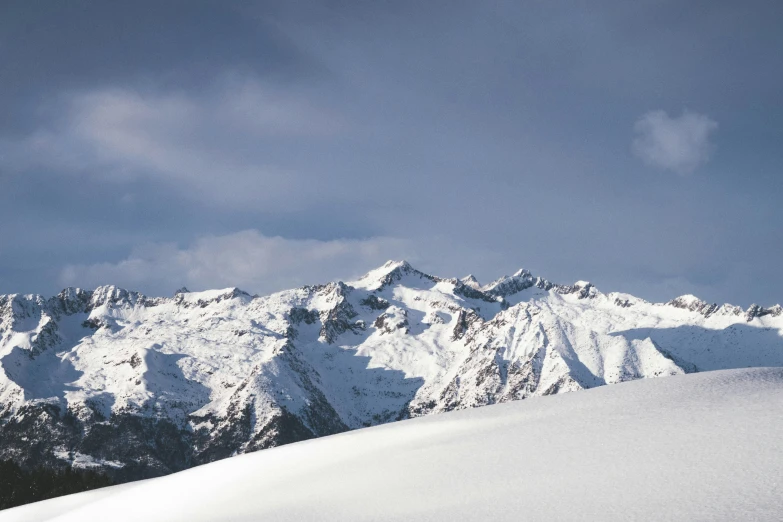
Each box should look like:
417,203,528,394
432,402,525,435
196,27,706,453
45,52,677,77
1,260,781,482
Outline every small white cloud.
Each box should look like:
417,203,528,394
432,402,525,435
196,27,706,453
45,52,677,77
632,110,718,175
59,230,416,296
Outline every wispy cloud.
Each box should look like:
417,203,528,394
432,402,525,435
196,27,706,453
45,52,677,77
2,75,346,208
59,230,415,296
632,110,718,175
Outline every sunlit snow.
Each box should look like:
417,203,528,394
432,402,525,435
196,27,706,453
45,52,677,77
4,368,781,521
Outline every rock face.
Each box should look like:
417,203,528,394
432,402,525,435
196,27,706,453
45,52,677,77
1,260,782,482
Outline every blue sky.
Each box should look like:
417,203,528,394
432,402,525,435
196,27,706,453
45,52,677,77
1,0,782,307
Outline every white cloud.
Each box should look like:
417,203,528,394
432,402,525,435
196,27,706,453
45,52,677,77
632,110,718,175
2,75,346,208
59,230,416,296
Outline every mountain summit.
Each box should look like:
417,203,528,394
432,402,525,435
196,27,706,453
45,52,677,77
0,261,781,482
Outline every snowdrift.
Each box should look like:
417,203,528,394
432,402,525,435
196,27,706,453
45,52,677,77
4,367,782,521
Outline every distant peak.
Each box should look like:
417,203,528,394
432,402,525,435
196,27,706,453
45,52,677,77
481,268,603,300
91,285,131,299
671,294,703,304
57,287,89,300
53,287,92,314
483,268,540,297
665,295,783,321
90,285,141,308
383,260,413,271
351,260,431,290
667,295,719,317
358,260,414,280
460,275,481,290
745,303,783,321
568,281,599,299
174,287,252,306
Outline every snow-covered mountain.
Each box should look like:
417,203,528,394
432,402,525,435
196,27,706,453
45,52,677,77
1,261,782,481
4,368,782,522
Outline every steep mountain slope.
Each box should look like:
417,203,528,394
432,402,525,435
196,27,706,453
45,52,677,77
4,368,782,522
1,261,781,481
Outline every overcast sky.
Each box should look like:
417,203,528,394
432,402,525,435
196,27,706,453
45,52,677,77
1,0,782,307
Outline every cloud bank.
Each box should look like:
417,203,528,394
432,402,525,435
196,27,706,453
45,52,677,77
59,230,415,296
632,110,718,174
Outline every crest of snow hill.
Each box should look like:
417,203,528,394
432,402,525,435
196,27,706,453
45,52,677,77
0,260,781,482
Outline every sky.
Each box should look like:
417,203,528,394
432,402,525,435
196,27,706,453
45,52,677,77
1,0,782,307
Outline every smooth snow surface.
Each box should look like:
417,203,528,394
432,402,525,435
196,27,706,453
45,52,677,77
4,368,782,522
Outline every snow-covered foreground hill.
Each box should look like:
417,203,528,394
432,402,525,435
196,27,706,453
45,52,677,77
1,261,782,481
4,368,782,522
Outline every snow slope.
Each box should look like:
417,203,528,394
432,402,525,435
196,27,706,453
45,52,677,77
1,261,782,479
4,368,782,522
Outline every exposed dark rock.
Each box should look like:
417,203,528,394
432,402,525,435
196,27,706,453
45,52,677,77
359,295,390,310
373,310,410,335
668,296,719,317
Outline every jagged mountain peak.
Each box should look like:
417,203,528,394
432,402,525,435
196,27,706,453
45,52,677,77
173,286,253,307
482,268,552,298
351,259,432,290
483,270,532,294
459,275,481,289
670,293,703,304
745,303,783,321
57,287,89,300
666,294,718,316
89,285,142,307
666,294,783,321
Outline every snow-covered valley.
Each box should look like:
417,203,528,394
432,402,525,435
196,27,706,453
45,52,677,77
1,261,782,482
3,368,782,521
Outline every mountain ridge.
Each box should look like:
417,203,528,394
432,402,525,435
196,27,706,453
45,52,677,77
4,259,780,319
1,260,781,483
